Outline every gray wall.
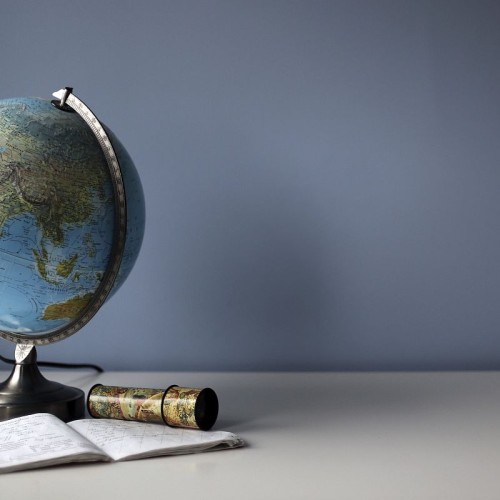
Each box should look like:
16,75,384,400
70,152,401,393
1,1,500,371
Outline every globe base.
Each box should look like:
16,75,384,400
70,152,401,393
0,345,85,422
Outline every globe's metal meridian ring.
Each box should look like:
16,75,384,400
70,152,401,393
0,88,127,345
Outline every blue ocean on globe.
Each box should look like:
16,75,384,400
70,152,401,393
0,97,145,336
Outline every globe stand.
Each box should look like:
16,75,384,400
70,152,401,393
0,88,134,423
0,345,85,422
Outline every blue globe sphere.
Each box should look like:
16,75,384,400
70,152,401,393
0,96,145,340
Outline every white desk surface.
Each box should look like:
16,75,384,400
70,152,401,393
1,370,500,500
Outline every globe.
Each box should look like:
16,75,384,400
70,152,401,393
0,93,145,343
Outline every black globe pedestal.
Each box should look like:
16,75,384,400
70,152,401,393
0,345,85,422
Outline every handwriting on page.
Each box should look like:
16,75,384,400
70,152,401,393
0,413,243,473
69,419,242,461
0,413,103,467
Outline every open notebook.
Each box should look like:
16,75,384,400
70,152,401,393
0,413,244,473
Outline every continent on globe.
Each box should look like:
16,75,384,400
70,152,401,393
0,96,145,336
42,293,94,322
